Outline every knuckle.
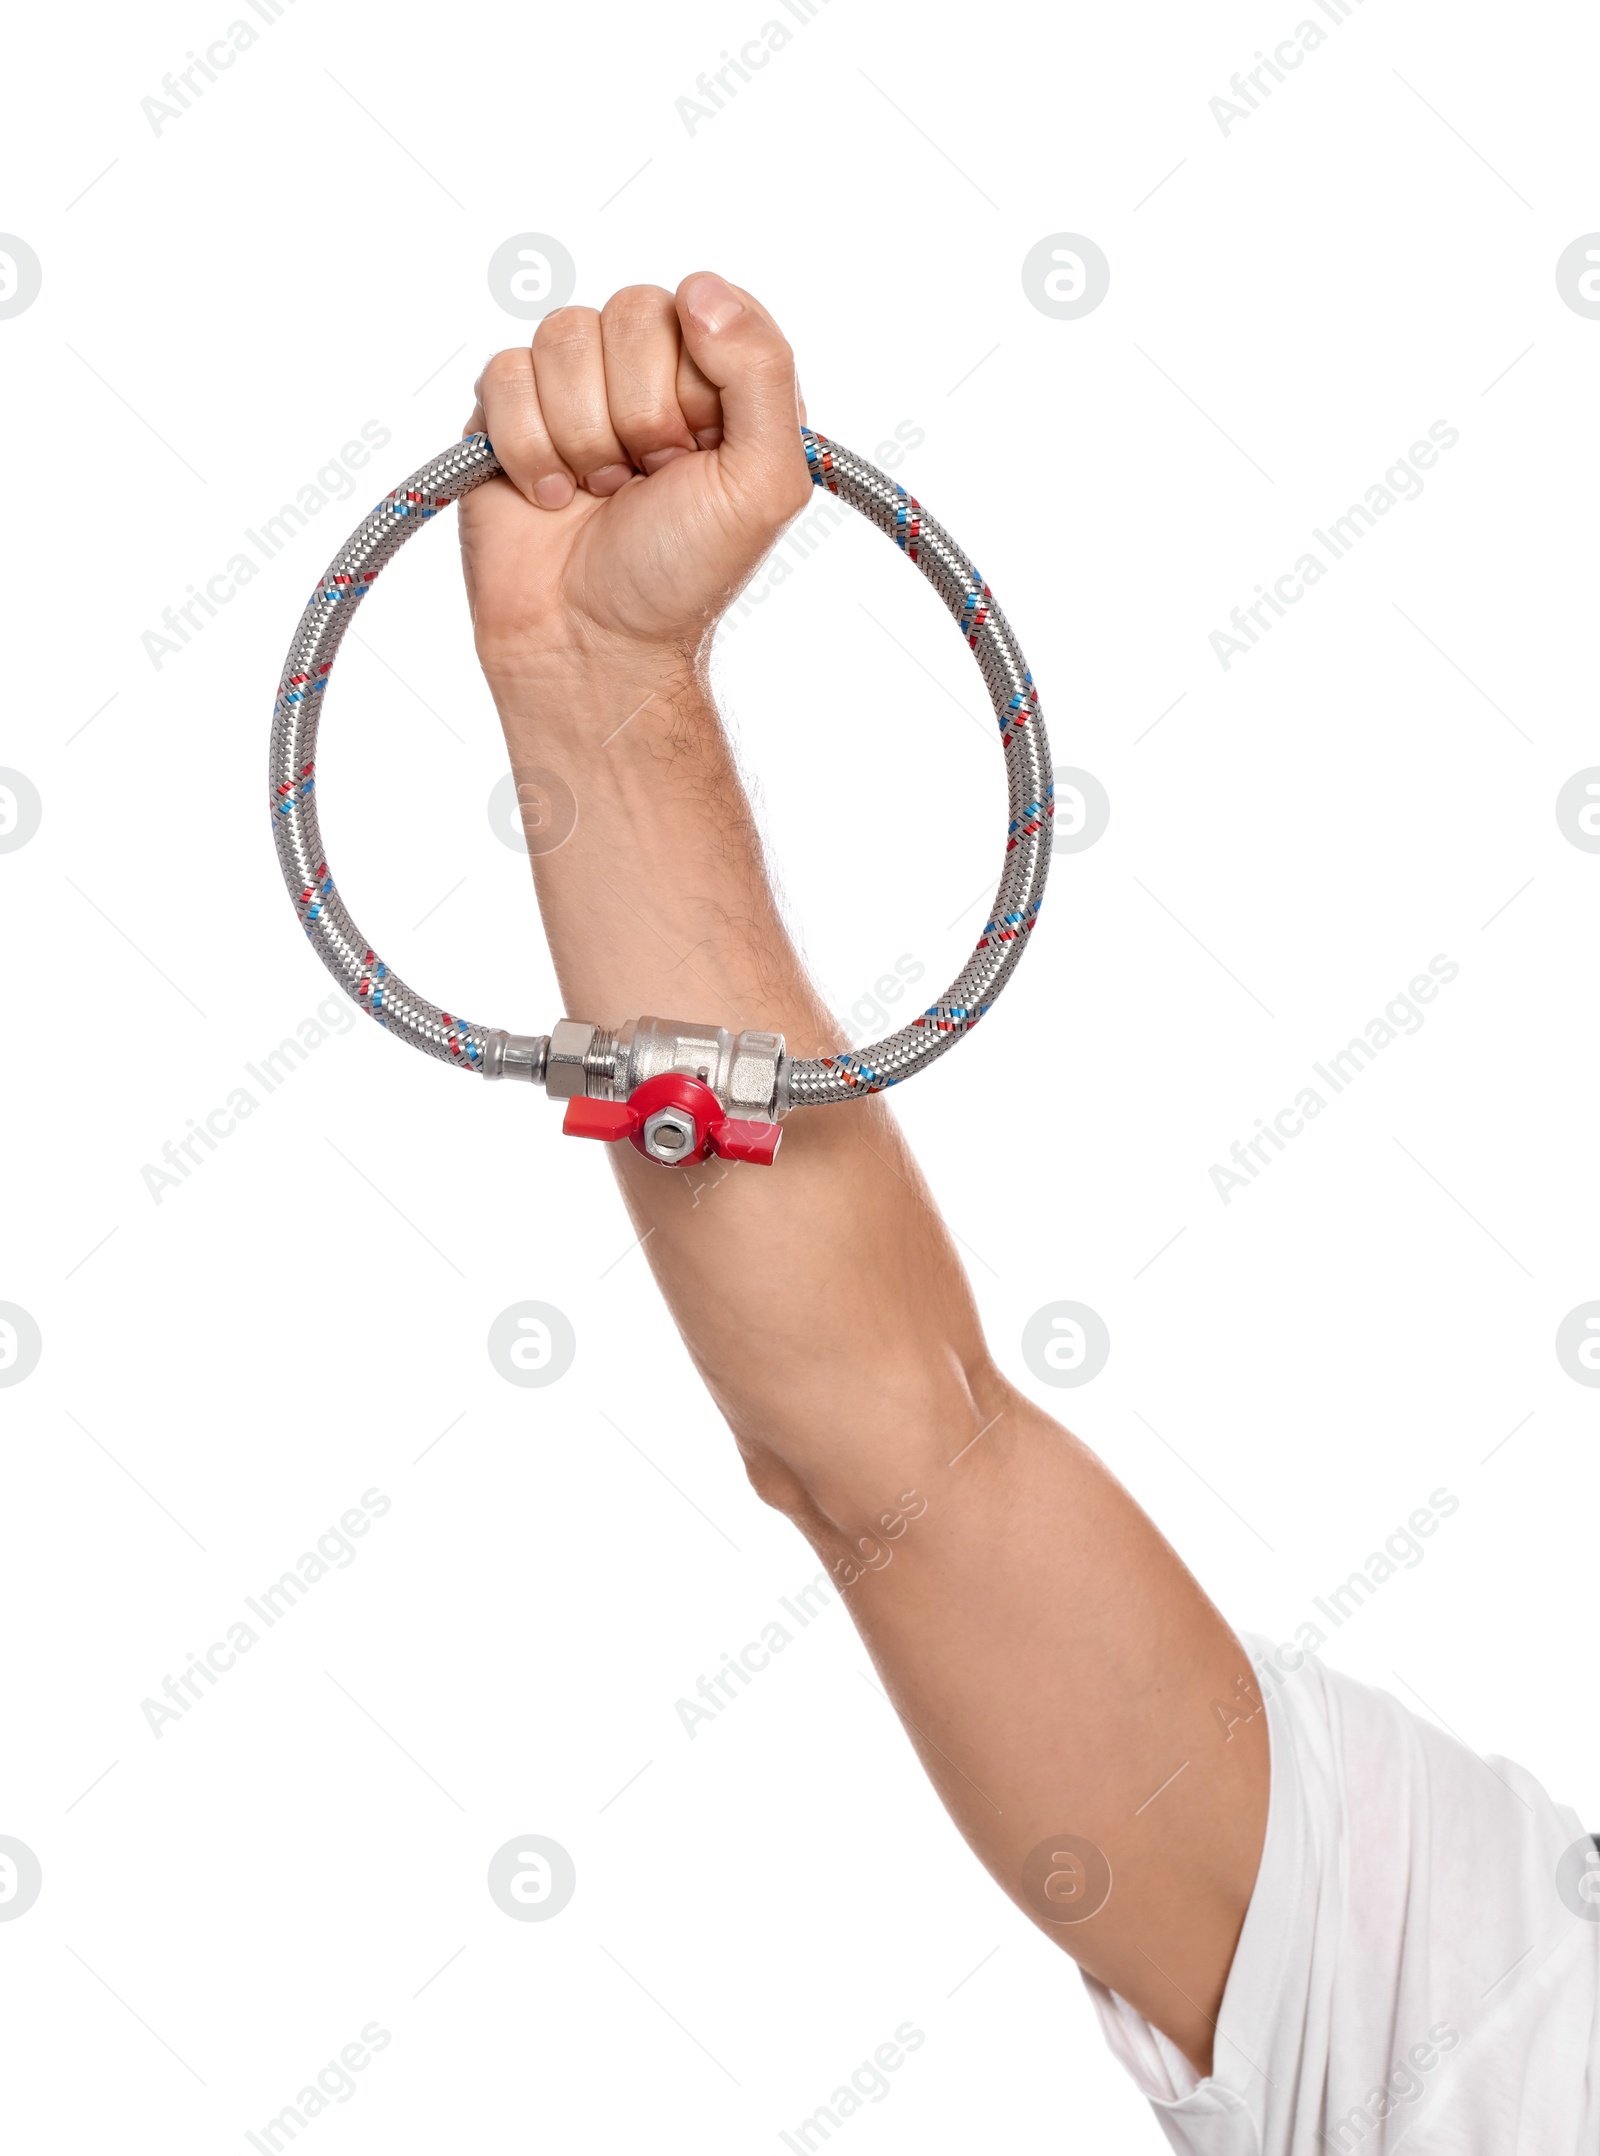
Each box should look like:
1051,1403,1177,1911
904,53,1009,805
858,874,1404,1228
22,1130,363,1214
745,338,796,380
601,283,674,333
607,378,685,443
480,347,528,389
555,416,626,469
533,304,600,356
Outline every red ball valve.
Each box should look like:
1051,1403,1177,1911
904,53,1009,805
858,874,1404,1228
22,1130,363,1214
562,1072,783,1168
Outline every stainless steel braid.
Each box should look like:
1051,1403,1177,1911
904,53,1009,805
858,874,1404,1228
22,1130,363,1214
269,429,1052,1102
784,431,1052,1103
270,434,503,1071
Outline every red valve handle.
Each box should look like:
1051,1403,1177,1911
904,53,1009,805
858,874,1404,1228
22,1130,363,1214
562,1072,782,1167
561,1099,637,1142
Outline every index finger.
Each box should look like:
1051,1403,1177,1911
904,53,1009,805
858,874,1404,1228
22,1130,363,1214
471,346,578,510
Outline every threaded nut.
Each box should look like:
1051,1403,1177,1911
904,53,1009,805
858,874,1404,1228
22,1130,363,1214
545,1019,597,1099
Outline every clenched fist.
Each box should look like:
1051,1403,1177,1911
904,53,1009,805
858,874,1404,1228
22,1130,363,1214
459,272,812,684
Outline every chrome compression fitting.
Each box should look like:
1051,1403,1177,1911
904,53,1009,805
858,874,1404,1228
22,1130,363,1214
269,428,1053,1170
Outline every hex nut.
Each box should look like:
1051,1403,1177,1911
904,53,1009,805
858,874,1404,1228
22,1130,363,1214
728,1028,783,1117
642,1107,697,1163
545,1019,596,1100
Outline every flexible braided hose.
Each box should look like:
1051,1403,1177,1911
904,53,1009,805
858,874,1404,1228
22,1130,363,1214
785,432,1051,1103
269,428,1052,1101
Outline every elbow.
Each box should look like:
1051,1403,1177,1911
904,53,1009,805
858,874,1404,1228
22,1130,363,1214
719,1347,1012,1531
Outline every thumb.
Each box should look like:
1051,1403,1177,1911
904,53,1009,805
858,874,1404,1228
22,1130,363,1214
676,272,809,510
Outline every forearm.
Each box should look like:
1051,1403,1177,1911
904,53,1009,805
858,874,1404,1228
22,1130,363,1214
491,641,1001,1513
494,642,823,1048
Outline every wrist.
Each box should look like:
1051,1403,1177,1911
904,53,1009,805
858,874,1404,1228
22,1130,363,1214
490,652,708,771
478,625,706,743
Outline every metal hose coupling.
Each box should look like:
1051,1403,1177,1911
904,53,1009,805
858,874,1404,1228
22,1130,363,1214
483,1016,788,1168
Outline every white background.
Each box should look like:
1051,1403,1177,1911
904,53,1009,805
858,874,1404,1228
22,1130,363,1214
1,0,1596,2147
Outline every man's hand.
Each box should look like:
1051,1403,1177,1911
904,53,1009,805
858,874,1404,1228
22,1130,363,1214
459,272,812,686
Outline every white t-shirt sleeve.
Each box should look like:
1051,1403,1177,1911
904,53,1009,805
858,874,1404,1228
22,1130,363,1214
1081,1635,1600,2155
